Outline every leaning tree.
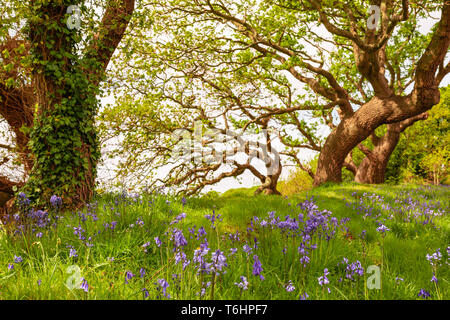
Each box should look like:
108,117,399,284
99,0,450,189
98,66,284,195
0,0,135,208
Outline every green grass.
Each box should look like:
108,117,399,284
0,183,448,300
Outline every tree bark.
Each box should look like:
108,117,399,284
354,113,428,184
0,1,135,209
254,174,282,195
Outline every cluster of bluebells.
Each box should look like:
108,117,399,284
426,248,442,267
4,187,447,301
349,189,444,227
376,223,390,235
254,198,348,243
50,195,63,209
170,212,187,226
337,258,364,282
4,192,56,238
251,199,347,271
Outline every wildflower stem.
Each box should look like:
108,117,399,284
210,271,216,300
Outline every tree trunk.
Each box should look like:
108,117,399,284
354,112,428,184
255,175,281,195
20,2,98,207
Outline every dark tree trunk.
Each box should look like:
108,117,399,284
255,175,281,195
355,112,428,184
354,157,389,184
0,1,135,209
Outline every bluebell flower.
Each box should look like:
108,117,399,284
171,229,187,249
431,274,438,284
50,195,63,208
154,236,162,247
318,268,330,286
125,270,135,284
418,288,430,299
142,241,151,252
69,248,77,258
285,280,295,292
197,226,207,238
426,248,442,266
234,276,249,290
80,279,89,292
376,224,390,234
252,255,264,280
299,292,309,300
156,279,170,298
211,249,227,273
243,244,252,255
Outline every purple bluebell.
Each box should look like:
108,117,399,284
50,195,63,208
299,292,309,300
376,224,390,234
211,249,228,273
69,248,77,258
125,270,135,284
234,276,249,290
243,244,252,255
154,237,162,247
197,226,207,238
285,280,295,292
156,279,170,298
418,289,430,299
426,248,442,266
171,229,188,249
252,255,264,280
318,268,330,286
80,279,89,292
431,274,438,284
142,241,151,252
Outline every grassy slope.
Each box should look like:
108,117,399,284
0,183,448,300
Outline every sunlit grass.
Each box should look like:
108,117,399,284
0,183,448,300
